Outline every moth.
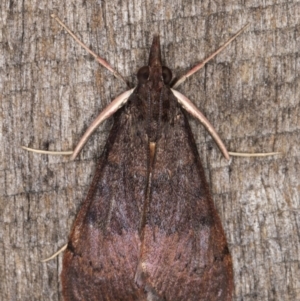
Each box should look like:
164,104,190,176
25,15,251,301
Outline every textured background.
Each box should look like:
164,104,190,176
1,0,299,300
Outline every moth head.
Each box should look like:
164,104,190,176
148,35,162,68
162,66,172,85
137,35,172,86
137,65,172,85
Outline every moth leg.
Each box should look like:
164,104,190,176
171,90,281,159
22,89,134,158
171,89,230,160
228,151,281,157
70,88,134,159
22,145,280,159
172,24,249,89
41,244,68,262
21,146,73,156
51,14,127,85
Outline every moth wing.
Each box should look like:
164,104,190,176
62,93,148,301
137,92,233,301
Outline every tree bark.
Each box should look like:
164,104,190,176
1,1,299,300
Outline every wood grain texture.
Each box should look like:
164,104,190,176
1,1,299,300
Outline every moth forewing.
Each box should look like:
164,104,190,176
61,35,233,301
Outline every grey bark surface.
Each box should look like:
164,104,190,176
1,1,299,300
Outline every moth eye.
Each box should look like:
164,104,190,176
137,66,150,83
162,66,172,85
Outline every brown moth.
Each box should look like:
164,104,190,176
26,15,250,301
60,35,236,301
